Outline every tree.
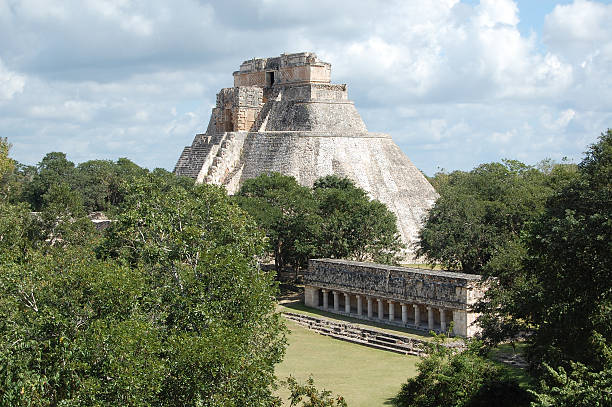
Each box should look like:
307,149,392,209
0,138,14,181
529,362,612,407
23,152,77,211
283,376,347,407
472,131,612,405
0,247,165,406
417,160,565,274
237,173,404,270
391,337,532,407
99,175,287,405
236,172,320,271
516,130,612,371
0,174,287,406
313,175,404,264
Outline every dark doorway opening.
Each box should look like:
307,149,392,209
266,71,275,87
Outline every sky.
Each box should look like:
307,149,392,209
0,0,611,175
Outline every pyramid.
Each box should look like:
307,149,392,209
174,52,437,259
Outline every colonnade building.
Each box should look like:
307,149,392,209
304,259,485,337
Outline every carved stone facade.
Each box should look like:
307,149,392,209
304,259,485,337
174,52,438,259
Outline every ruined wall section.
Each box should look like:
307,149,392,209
174,86,262,178
234,52,331,87
213,86,263,132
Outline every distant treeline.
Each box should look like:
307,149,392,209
2,151,194,214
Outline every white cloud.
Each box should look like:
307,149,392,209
0,58,25,100
0,0,609,174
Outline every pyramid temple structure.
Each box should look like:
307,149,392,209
174,52,437,259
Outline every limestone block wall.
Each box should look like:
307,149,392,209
213,87,263,132
233,52,331,87
264,101,367,132
304,259,483,310
303,259,485,337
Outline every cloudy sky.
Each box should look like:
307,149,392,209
1,0,611,175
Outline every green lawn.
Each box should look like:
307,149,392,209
275,318,419,407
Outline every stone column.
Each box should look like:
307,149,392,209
439,308,446,332
388,301,395,322
357,295,363,316
414,304,420,327
401,303,408,324
344,293,351,313
333,291,339,311
377,299,384,320
322,289,328,310
427,306,434,330
367,297,373,318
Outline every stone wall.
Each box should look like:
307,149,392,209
305,259,483,310
303,259,486,337
233,52,331,87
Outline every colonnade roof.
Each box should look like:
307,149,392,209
309,258,482,281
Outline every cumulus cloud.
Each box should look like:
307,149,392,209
0,0,610,174
0,58,25,100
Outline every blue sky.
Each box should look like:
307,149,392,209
0,0,611,175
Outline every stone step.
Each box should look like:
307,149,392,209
282,311,433,356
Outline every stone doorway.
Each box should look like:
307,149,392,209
266,71,275,87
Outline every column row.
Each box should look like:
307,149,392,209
319,288,451,332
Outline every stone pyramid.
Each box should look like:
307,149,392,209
174,52,437,259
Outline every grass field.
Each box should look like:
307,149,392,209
275,318,419,406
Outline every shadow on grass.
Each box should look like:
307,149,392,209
488,342,533,388
279,301,435,341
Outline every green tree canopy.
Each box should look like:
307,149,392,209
23,152,77,211
236,172,320,271
392,338,532,407
518,130,612,371
236,173,404,270
0,174,287,406
313,175,404,264
417,160,574,274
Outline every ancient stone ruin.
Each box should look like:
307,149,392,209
174,52,437,258
304,259,485,337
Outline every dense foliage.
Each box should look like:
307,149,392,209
518,130,612,371
236,173,404,270
391,338,532,407
5,151,192,214
235,173,320,271
401,130,611,407
0,146,287,406
313,175,404,264
417,160,575,274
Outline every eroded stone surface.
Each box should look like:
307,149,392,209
303,259,486,337
174,52,438,259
